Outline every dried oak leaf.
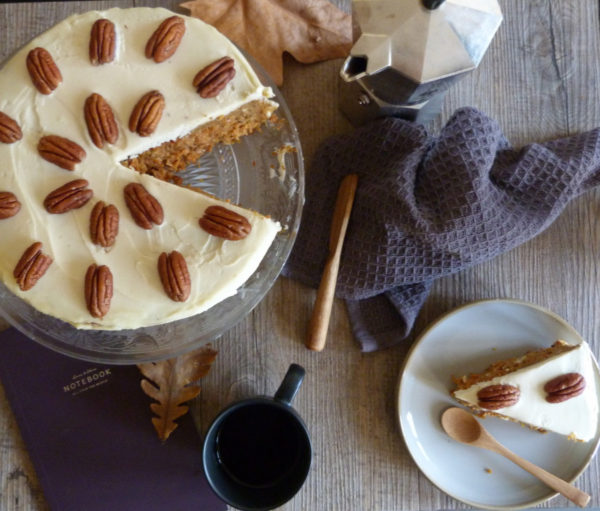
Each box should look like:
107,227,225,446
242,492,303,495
180,0,352,86
138,345,218,442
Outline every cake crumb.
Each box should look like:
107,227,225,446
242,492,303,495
484,468,492,474
271,143,296,181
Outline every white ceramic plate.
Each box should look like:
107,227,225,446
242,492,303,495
397,299,600,509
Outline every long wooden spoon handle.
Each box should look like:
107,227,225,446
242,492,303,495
305,174,358,352
305,254,342,351
493,442,590,507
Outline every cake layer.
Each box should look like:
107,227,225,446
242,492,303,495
0,7,281,330
452,341,599,442
124,99,277,182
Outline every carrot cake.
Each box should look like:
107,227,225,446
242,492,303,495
0,7,282,330
452,340,599,442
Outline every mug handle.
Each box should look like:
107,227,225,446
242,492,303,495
274,363,305,406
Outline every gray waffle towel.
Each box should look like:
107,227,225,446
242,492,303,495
282,107,600,351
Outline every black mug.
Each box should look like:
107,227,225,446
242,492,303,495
202,364,312,511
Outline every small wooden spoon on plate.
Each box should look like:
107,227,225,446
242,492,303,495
441,407,590,507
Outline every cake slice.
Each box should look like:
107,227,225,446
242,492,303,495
451,340,599,442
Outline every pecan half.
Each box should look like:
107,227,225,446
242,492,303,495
84,93,119,148
38,135,86,171
544,373,585,403
0,191,21,219
128,90,165,136
0,111,22,144
89,18,116,65
158,250,191,302
26,47,62,95
90,201,119,248
44,179,93,214
145,16,185,63
193,57,236,98
13,242,53,291
123,182,163,229
85,264,113,318
199,205,251,240
477,384,520,410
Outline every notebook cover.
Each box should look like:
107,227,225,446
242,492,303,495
0,327,224,511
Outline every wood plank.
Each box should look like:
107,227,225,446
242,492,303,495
2,1,600,510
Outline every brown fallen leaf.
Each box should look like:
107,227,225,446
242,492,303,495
180,0,352,86
138,345,218,442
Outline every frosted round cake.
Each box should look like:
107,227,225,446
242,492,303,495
0,7,283,330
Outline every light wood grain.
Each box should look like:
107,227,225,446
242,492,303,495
1,1,600,510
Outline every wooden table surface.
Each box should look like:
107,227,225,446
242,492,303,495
2,1,600,510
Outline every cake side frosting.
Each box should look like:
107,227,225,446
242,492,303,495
453,342,599,442
0,7,281,330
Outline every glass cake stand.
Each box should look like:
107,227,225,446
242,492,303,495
0,56,305,364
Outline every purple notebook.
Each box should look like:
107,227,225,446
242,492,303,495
0,327,224,511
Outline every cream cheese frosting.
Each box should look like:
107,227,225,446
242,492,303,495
0,7,281,329
454,342,599,442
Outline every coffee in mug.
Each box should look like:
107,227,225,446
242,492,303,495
202,364,311,510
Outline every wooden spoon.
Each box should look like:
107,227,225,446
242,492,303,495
440,407,590,508
305,174,358,352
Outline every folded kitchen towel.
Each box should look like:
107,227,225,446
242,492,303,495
282,107,600,351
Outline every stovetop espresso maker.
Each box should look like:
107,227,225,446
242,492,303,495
339,0,503,125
